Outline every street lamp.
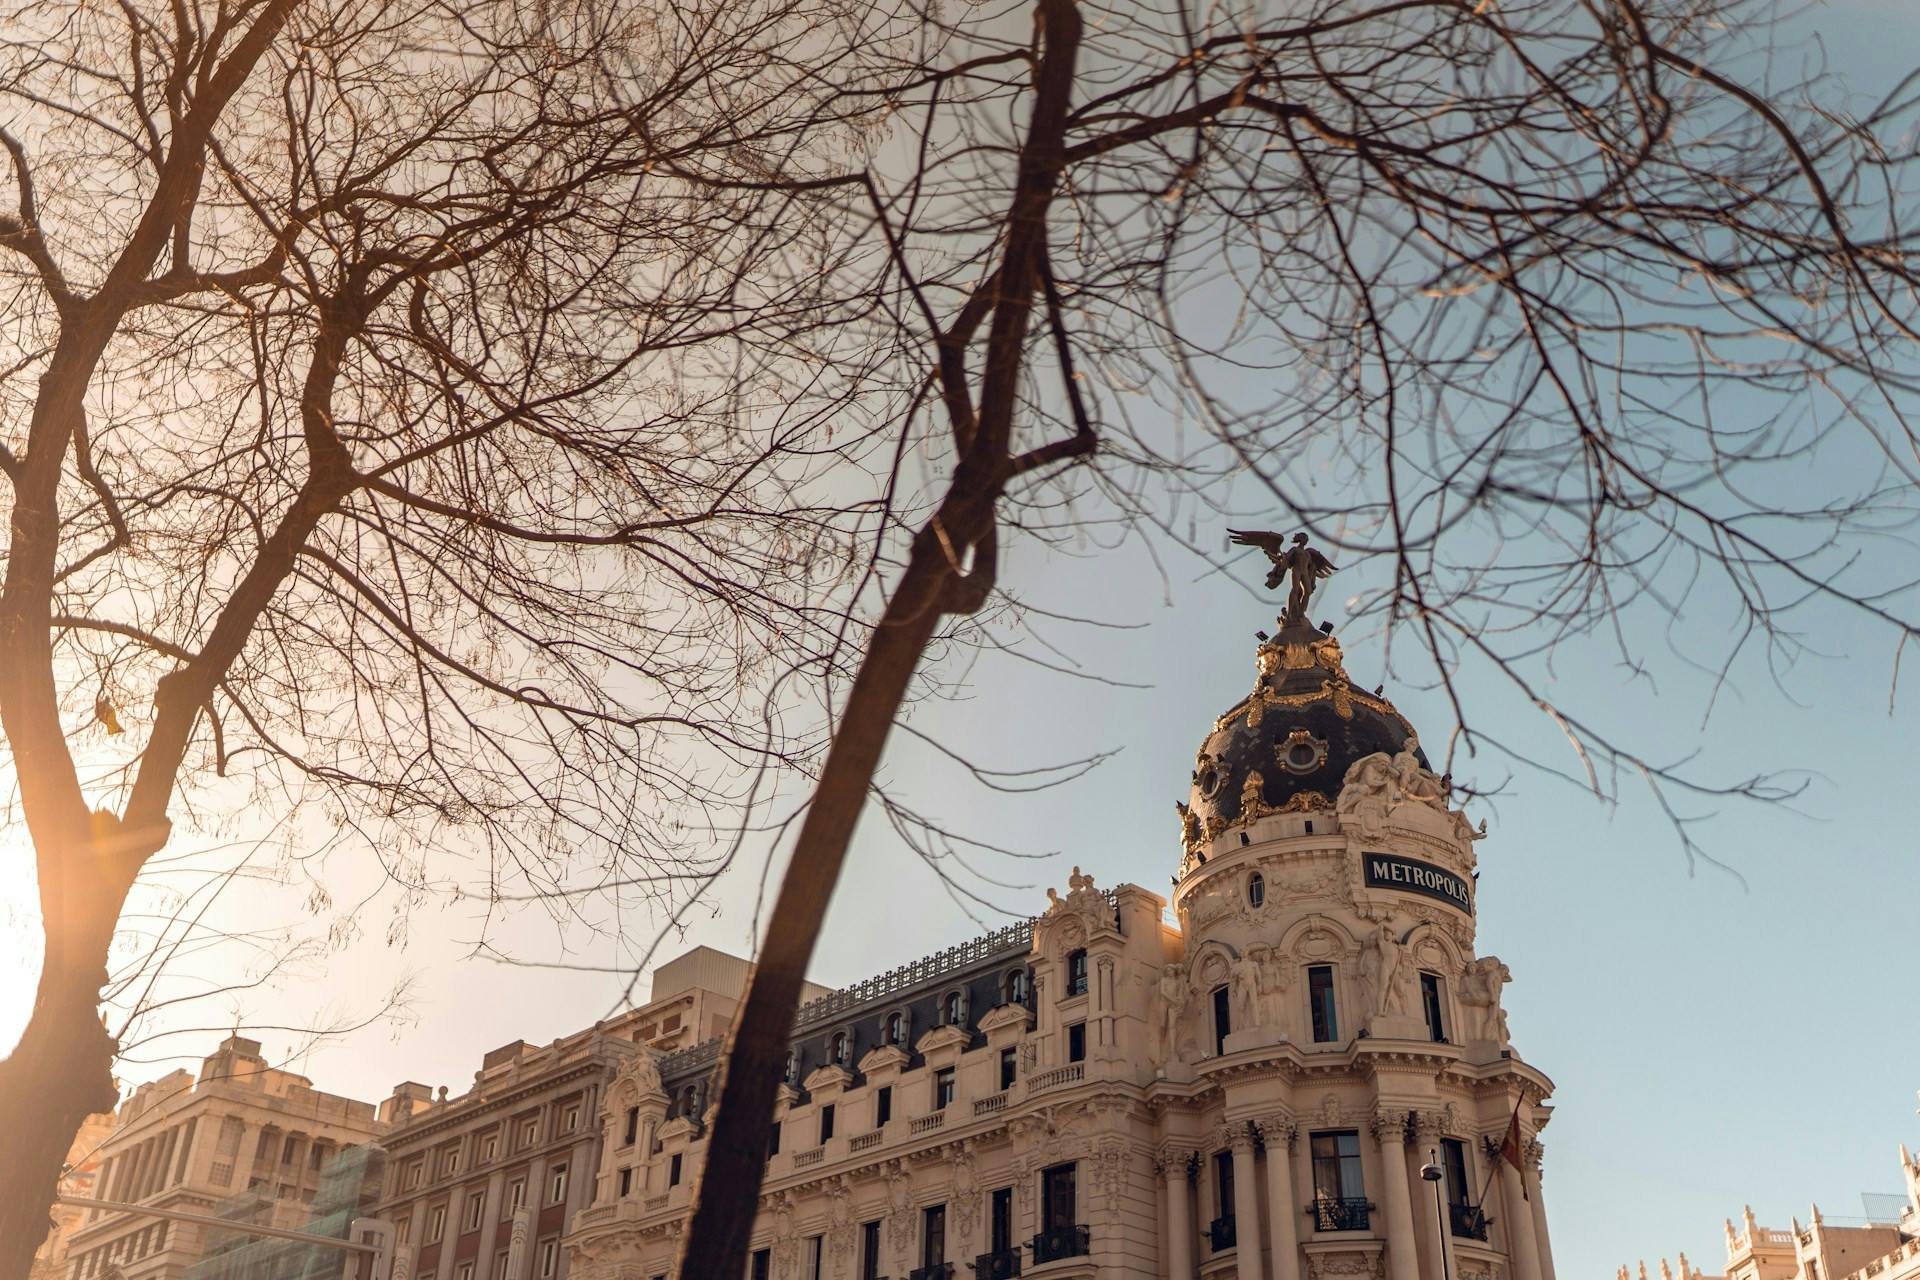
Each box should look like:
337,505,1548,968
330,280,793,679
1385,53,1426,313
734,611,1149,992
1419,1148,1452,1280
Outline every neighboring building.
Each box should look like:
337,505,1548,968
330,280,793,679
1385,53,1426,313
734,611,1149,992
64,1036,387,1280
183,1145,387,1280
31,1109,116,1280
565,614,1561,1280
1621,1141,1920,1280
369,946,818,1280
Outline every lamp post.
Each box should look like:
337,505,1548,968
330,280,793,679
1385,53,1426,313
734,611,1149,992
1419,1149,1451,1280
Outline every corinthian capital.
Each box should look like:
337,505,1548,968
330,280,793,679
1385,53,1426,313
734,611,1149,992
1370,1108,1412,1146
1256,1115,1297,1150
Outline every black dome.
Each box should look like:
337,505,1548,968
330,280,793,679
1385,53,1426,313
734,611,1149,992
1179,620,1424,846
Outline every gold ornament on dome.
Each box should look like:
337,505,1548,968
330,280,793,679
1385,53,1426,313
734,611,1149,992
1276,790,1331,814
1277,728,1330,775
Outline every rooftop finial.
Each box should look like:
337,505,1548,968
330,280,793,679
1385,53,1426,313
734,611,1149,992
1229,529,1336,626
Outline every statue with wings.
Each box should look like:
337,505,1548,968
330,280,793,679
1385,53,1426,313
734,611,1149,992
1229,530,1336,624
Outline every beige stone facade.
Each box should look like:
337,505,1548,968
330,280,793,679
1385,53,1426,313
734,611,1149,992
63,1036,388,1280
563,619,1560,1280
370,947,814,1280
31,1109,116,1280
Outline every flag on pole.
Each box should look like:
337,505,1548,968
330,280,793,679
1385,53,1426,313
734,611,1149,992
1498,1099,1528,1200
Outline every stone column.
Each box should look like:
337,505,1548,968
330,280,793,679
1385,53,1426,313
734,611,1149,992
1160,1146,1195,1280
1258,1119,1299,1280
1229,1127,1266,1280
172,1117,202,1187
1371,1113,1421,1280
505,1206,533,1280
1413,1115,1459,1280
1526,1142,1556,1280
1499,1156,1544,1280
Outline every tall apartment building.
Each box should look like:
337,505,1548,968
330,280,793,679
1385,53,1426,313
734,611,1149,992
369,946,820,1280
564,615,1562,1280
64,1035,387,1280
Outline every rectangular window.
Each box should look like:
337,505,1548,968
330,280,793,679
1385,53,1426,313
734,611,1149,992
1213,985,1231,1056
768,1121,781,1156
427,1205,446,1242
548,1163,568,1204
922,1205,947,1268
623,1107,639,1146
1215,1150,1235,1222
876,1085,892,1126
618,1167,632,1197
464,1190,485,1231
820,1104,836,1143
1066,950,1088,997
1042,1162,1077,1232
509,1178,526,1211
808,1235,823,1280
1067,1022,1086,1063
860,1221,883,1280
1310,1130,1366,1202
934,1068,956,1110
493,1251,510,1280
563,1104,580,1133
991,1187,1013,1253
669,1153,683,1187
538,1239,558,1280
457,1263,474,1280
1421,973,1446,1043
481,1133,498,1163
1308,966,1339,1042
750,1249,770,1280
1441,1138,1471,1208
520,1118,538,1149
396,1219,411,1246
999,1048,1017,1092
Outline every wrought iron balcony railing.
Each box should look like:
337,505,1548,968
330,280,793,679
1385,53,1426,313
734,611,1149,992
1028,1225,1091,1264
1449,1203,1492,1240
1307,1197,1374,1231
1208,1215,1236,1252
972,1248,1021,1279
908,1265,955,1280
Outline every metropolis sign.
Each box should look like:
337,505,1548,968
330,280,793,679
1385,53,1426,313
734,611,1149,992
1362,853,1473,915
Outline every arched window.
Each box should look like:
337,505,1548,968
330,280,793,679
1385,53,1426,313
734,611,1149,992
830,1031,850,1066
884,1011,907,1046
679,1085,697,1117
782,1050,798,1085
1247,871,1265,908
1006,968,1029,1006
943,990,967,1027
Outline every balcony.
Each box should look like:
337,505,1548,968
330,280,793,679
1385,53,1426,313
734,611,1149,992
973,1248,1021,1279
792,1146,824,1169
1026,1063,1084,1094
1208,1216,1236,1252
1029,1225,1090,1264
973,1092,1009,1117
1308,1197,1373,1232
1449,1204,1491,1241
910,1111,948,1135
909,1266,955,1280
851,1130,884,1153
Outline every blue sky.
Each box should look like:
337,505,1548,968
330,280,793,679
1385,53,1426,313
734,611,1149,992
4,2,1919,1275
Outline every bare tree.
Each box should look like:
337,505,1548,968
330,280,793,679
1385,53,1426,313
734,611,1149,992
680,0,1920,1271
0,0,904,1266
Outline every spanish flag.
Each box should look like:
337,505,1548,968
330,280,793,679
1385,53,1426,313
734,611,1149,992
1498,1100,1527,1200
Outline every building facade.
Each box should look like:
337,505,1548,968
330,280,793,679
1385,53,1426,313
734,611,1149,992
31,1109,116,1280
64,1036,388,1280
563,616,1560,1280
369,947,811,1280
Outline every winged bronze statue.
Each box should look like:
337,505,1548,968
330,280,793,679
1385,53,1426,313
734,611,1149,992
1229,529,1335,625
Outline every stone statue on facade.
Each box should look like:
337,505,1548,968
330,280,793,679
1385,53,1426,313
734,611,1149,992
1391,735,1447,808
614,1043,664,1098
1153,965,1186,1070
1229,529,1337,624
1229,950,1263,1031
1336,751,1396,838
1458,955,1513,1043
1359,914,1411,1020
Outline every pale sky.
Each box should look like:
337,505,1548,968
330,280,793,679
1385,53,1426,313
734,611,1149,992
4,4,1920,1279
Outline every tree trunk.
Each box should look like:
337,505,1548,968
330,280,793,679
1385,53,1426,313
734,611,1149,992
0,859,134,1280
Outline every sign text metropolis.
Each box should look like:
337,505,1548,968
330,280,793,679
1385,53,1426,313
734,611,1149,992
1362,853,1473,915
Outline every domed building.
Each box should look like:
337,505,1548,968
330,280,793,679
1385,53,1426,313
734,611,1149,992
563,609,1558,1280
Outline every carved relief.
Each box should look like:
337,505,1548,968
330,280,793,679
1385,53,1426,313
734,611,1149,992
951,1148,980,1245
826,1178,855,1265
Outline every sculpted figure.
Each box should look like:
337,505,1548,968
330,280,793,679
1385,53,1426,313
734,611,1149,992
1067,864,1094,893
1229,530,1337,624
1363,914,1411,1018
1391,735,1447,808
1337,751,1396,837
1229,951,1262,1030
1459,955,1513,1042
1153,965,1187,1067
1250,943,1291,1030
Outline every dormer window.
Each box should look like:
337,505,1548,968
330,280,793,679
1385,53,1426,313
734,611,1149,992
830,1031,850,1066
1005,968,1029,1006
783,1051,798,1085
942,990,967,1027
1066,949,1089,998
884,1011,908,1047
